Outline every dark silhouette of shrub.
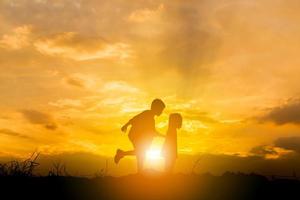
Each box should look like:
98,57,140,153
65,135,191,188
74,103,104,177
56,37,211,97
48,161,69,177
0,152,40,177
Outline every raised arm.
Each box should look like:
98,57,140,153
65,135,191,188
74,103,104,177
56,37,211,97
121,121,131,133
121,112,141,133
150,119,165,138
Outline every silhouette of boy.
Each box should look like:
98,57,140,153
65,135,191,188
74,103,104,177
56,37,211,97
162,113,182,173
114,99,165,173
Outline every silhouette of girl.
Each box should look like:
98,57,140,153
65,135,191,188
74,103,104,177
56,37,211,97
162,113,182,173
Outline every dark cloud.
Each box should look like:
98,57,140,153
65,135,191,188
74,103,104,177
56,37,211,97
249,145,278,157
260,100,300,125
0,128,31,139
44,123,58,130
20,109,58,130
275,137,300,153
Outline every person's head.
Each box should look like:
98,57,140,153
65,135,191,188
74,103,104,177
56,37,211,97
150,98,165,116
168,113,182,129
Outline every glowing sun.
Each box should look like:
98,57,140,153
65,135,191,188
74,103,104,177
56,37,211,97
144,138,165,169
145,147,164,169
146,149,162,161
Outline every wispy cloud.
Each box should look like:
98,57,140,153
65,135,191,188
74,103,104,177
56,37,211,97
63,76,86,88
34,32,133,61
0,128,31,140
49,99,82,108
128,4,164,23
0,25,32,50
20,109,58,130
259,99,300,125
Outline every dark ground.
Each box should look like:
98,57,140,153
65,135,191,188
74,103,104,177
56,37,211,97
1,172,300,200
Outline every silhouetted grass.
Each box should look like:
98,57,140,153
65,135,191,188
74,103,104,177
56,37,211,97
0,155,300,200
0,152,40,177
0,171,300,200
48,161,70,177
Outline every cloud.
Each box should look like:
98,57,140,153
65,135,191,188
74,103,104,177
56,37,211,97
0,25,32,50
34,32,133,61
260,99,300,125
127,1,223,96
63,76,86,88
0,128,31,139
44,124,58,130
249,145,283,159
128,4,164,23
275,137,300,153
49,99,82,108
61,73,97,89
158,1,222,73
102,81,140,94
0,0,220,84
0,0,135,37
20,109,58,130
183,110,219,124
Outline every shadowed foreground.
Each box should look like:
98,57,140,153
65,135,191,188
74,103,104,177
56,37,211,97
1,172,300,200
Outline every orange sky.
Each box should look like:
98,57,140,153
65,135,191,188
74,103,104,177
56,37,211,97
1,0,300,175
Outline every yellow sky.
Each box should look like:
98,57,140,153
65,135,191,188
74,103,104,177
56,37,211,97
1,0,300,174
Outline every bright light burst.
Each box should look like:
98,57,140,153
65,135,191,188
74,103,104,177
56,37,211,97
146,149,162,161
145,146,164,170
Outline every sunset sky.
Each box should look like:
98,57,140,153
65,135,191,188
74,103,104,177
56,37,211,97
1,0,300,175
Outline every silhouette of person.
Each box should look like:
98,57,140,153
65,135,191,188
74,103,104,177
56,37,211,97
114,99,165,173
162,113,182,173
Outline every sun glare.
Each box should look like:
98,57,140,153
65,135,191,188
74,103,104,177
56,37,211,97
144,138,165,169
145,146,164,170
146,149,162,160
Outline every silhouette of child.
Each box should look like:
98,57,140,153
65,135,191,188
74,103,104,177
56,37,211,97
114,99,165,173
162,113,182,173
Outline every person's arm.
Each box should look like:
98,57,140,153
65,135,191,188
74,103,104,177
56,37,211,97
121,121,131,133
150,118,165,137
121,112,141,133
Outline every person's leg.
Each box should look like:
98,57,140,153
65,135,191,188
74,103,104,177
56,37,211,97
114,149,135,164
121,150,135,156
135,144,146,173
136,153,144,174
114,137,138,164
